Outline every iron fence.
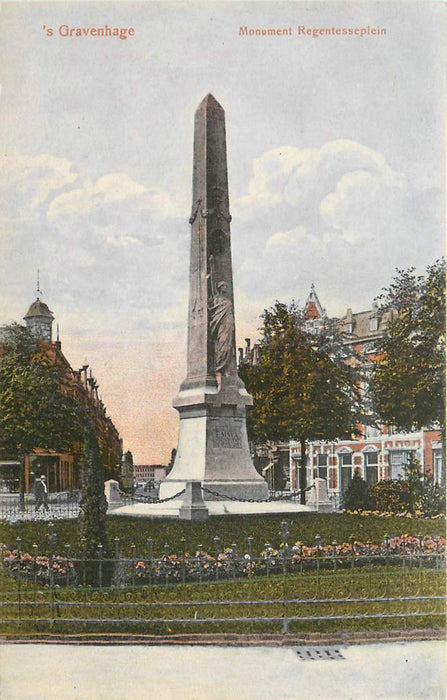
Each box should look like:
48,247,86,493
0,525,444,634
0,491,81,521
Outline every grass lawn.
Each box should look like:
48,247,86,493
1,511,444,636
0,564,444,636
0,512,445,556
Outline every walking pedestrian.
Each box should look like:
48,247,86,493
34,475,49,512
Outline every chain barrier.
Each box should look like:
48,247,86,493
118,488,186,505
200,484,314,504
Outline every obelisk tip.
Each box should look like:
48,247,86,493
197,93,224,112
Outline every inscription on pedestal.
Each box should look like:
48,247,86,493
211,420,242,449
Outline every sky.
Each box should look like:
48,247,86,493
0,1,444,464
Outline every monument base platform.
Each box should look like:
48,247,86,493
109,499,312,519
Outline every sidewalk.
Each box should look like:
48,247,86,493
0,640,445,699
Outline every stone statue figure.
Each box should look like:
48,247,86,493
209,280,234,376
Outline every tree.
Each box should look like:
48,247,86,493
402,454,424,514
370,260,445,432
79,426,111,585
0,324,85,508
239,302,361,503
342,467,372,511
166,448,177,476
121,450,134,493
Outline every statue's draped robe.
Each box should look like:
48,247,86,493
209,293,234,374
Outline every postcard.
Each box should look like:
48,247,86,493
0,1,444,699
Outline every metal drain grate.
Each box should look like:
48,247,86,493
294,647,345,661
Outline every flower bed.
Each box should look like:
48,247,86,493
346,509,445,520
1,535,444,588
1,549,76,585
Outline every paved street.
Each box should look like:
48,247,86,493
0,640,445,700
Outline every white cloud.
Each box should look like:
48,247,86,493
265,226,308,250
235,140,400,222
232,139,442,315
0,155,189,336
0,153,79,216
236,146,304,212
48,172,178,224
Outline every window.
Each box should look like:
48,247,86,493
338,452,352,492
388,450,415,479
433,450,443,485
345,322,353,334
369,317,378,332
316,453,328,482
364,450,378,486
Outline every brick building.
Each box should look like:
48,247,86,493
239,285,444,500
0,293,123,493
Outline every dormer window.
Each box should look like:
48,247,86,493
345,322,353,334
370,316,378,331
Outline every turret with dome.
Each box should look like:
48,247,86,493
23,274,54,341
24,299,54,341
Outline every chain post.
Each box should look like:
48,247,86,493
265,542,271,578
16,537,22,621
433,535,440,570
147,539,153,586
131,544,136,587
349,534,355,597
48,522,56,626
280,521,290,580
417,534,423,595
97,543,103,589
180,536,186,583
314,535,322,597
213,536,220,581
231,543,237,580
332,541,337,571
65,544,71,587
80,537,87,590
197,544,203,583
382,533,390,598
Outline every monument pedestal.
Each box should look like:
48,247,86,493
159,376,268,501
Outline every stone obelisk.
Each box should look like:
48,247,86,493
159,94,268,501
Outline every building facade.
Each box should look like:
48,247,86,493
290,429,443,505
0,293,123,493
133,464,168,486
239,284,444,501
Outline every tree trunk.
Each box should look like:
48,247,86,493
299,437,307,505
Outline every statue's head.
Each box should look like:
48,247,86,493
217,281,228,295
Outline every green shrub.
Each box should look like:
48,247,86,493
343,470,372,511
79,428,112,584
419,479,446,517
370,479,412,513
